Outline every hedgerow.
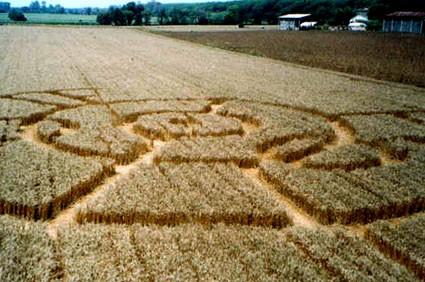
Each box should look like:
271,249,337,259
0,140,105,220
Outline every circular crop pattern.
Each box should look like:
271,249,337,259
1,89,425,281
0,91,424,227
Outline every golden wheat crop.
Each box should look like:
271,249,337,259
77,163,289,227
15,93,84,108
0,215,60,281
0,26,424,281
0,140,105,220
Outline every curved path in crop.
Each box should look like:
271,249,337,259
1,26,425,279
8,91,421,238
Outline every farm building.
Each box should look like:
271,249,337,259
279,14,311,31
383,12,425,34
348,9,369,32
0,2,10,12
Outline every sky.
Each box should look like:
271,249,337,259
9,0,217,8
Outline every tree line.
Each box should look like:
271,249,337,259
96,0,425,26
8,1,98,15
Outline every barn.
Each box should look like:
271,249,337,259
383,12,425,34
278,14,311,31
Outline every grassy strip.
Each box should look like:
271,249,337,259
77,163,290,228
155,135,259,168
0,98,55,124
0,215,62,281
111,100,211,122
287,226,418,281
302,144,381,171
366,213,425,280
0,140,105,220
0,13,97,25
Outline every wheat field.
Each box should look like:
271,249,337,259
0,25,425,281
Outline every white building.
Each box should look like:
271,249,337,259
348,12,369,31
278,14,311,31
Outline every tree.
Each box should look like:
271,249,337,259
123,2,144,25
96,12,112,25
158,8,166,25
41,1,47,13
29,1,40,13
333,7,355,25
134,13,143,25
123,9,135,25
110,7,127,26
142,11,152,25
8,9,27,22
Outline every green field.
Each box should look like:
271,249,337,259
0,13,97,25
